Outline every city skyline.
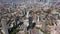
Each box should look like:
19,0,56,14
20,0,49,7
0,0,60,34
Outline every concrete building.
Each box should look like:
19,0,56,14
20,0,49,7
30,28,39,34
17,31,25,34
27,27,42,34
1,18,9,34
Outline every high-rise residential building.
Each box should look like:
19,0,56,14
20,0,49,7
36,13,40,24
22,8,27,15
36,0,50,3
1,18,9,34
26,10,29,18
42,19,47,31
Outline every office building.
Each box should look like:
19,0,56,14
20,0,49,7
29,15,33,25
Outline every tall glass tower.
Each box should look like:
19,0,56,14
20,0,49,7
29,16,32,25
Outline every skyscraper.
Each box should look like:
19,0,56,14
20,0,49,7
29,16,32,25
1,18,9,34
